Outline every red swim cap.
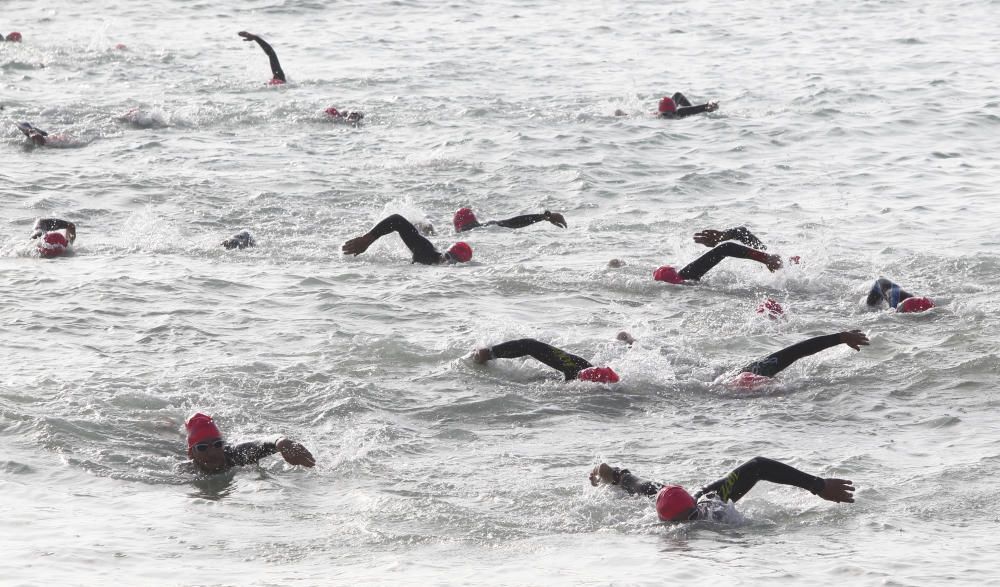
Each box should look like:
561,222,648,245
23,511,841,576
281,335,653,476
653,265,684,284
447,242,473,263
324,107,341,117
6,32,23,43
186,413,222,448
658,97,677,114
788,255,801,264
115,43,127,50
898,297,934,313
578,366,620,384
268,78,285,86
453,208,478,232
38,232,68,258
731,371,772,390
655,485,696,521
756,298,784,319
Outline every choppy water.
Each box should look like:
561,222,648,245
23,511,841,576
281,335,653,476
3,0,1000,585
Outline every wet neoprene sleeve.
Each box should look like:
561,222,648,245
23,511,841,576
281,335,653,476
488,338,593,380
674,104,712,118
614,468,664,497
251,37,286,81
225,441,279,467
33,218,72,233
679,242,770,281
695,457,825,502
739,333,842,378
486,214,548,229
367,214,442,265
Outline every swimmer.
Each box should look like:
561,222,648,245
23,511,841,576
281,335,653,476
654,242,784,284
732,330,869,387
5,32,23,42
472,338,620,383
31,218,76,244
866,277,934,313
453,208,567,233
589,456,854,522
658,92,719,119
238,31,286,84
222,230,255,250
324,107,364,125
16,122,48,146
609,329,867,386
342,214,472,265
184,413,315,475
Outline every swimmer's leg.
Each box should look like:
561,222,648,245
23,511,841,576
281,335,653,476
679,242,767,281
739,333,842,377
489,338,593,380
672,92,693,107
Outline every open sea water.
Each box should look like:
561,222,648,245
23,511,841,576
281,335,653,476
3,0,999,584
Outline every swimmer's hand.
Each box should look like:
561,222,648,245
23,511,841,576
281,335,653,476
342,234,374,256
839,330,869,351
472,348,493,364
764,254,783,272
276,437,316,468
589,463,616,486
238,31,258,42
544,211,567,228
705,101,719,112
693,229,725,248
817,478,855,503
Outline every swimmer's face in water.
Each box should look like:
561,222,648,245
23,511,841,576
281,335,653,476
189,436,227,473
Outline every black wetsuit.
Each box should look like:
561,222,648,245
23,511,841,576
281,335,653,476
458,214,551,233
31,218,73,239
611,456,826,521
486,338,593,380
223,230,256,250
866,277,914,310
661,92,715,119
679,242,771,281
739,333,843,378
369,214,444,265
249,36,285,82
224,441,279,468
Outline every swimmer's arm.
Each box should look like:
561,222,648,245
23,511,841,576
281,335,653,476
675,102,718,118
227,441,279,466
697,457,854,504
238,31,286,81
490,211,567,230
31,218,75,240
693,227,766,250
589,463,663,496
65,222,77,244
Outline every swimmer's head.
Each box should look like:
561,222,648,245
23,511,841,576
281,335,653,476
577,366,620,384
655,485,696,521
186,413,221,449
653,265,684,284
898,297,934,313
324,107,341,117
658,97,677,114
186,413,226,471
115,43,127,50
38,232,68,258
756,298,784,319
445,242,473,263
6,32,23,43
730,371,772,390
453,208,479,232
268,78,285,86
